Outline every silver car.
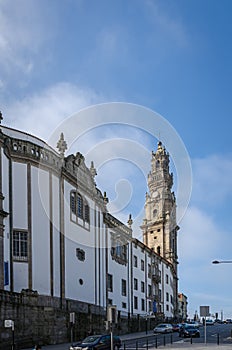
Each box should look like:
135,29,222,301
154,323,173,333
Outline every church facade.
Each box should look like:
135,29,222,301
0,118,179,340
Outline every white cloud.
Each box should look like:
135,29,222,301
4,82,104,140
179,206,220,262
178,205,232,318
0,0,55,84
192,155,232,205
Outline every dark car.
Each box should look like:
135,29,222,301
179,325,200,338
70,334,122,350
172,324,181,332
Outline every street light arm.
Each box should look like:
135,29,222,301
212,260,232,264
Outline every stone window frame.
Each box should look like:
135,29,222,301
134,278,138,291
110,233,128,266
121,279,127,296
70,190,90,229
134,255,138,268
141,281,145,293
12,229,28,262
76,248,85,262
134,296,138,309
141,259,145,271
107,274,113,292
122,302,127,309
141,298,145,311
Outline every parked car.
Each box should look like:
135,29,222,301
205,319,215,326
172,324,181,332
154,323,173,333
224,319,232,324
179,325,200,338
69,334,122,350
188,321,200,328
215,319,223,324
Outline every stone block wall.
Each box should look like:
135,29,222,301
0,290,161,349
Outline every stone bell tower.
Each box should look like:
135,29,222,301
141,141,179,266
141,141,179,318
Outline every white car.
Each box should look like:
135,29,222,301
205,319,215,325
154,323,173,333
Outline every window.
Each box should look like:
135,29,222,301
141,281,145,293
108,274,113,292
166,274,169,284
71,192,76,213
76,248,85,261
148,284,152,297
108,299,112,305
134,278,138,290
13,230,28,261
148,264,151,278
166,292,169,302
134,296,138,309
111,237,128,266
121,279,127,296
122,302,127,309
70,191,90,228
134,255,138,267
141,259,144,271
84,204,90,222
157,246,161,255
166,304,169,311
77,193,83,218
141,298,145,311
158,289,162,302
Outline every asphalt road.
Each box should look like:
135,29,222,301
121,323,232,348
22,323,232,350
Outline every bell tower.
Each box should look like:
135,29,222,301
141,141,179,266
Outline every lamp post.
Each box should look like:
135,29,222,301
212,260,232,264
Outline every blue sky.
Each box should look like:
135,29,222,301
1,0,232,319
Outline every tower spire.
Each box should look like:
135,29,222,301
141,141,178,264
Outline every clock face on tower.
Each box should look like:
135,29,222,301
152,190,159,199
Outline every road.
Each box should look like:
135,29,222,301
22,323,232,350
122,323,232,348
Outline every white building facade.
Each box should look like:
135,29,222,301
0,121,178,321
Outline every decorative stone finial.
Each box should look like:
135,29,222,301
57,132,67,158
90,161,97,178
127,213,133,228
103,191,108,205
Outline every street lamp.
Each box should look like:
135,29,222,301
212,260,232,264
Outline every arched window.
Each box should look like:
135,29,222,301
84,203,90,222
70,191,90,228
157,246,161,255
77,193,83,218
153,209,157,218
70,192,76,214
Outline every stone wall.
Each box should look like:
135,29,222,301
0,290,106,349
0,290,160,349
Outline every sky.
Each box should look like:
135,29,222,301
1,0,232,319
